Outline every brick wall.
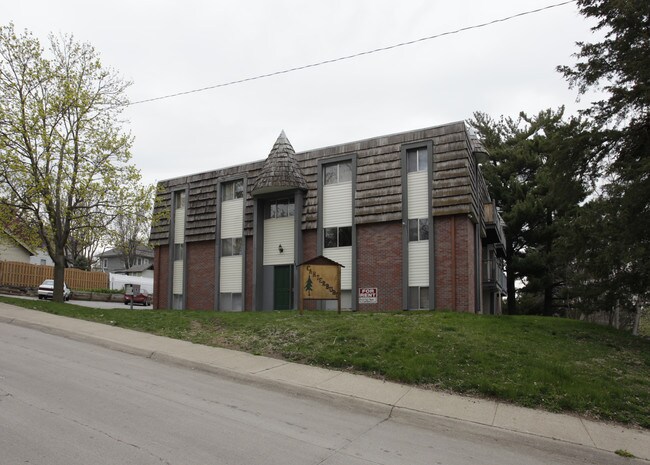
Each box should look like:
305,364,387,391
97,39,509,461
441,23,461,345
154,245,169,309
357,221,403,311
434,215,476,312
153,216,478,313
185,240,215,311
245,236,253,311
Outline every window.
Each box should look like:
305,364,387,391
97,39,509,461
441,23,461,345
324,226,352,248
174,190,186,209
409,287,430,310
102,258,108,270
221,237,243,256
222,179,244,201
407,147,428,173
268,199,295,218
408,218,429,241
324,161,352,185
173,243,184,260
220,292,242,311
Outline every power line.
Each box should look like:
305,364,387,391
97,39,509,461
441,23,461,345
128,0,576,106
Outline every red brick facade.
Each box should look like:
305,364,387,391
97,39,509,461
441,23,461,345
185,241,215,310
153,245,169,310
155,214,480,312
357,221,403,311
434,215,476,312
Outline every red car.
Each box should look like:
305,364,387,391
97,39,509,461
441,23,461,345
124,290,151,306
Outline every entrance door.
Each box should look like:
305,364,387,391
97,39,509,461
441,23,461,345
274,265,293,310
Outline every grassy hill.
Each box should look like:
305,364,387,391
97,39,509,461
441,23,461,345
2,296,649,429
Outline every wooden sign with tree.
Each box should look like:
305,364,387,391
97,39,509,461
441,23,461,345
298,256,344,314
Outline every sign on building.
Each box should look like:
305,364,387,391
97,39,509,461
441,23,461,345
358,287,377,304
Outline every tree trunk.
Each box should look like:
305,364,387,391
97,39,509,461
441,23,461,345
506,240,517,314
52,245,67,303
543,286,554,316
632,301,641,336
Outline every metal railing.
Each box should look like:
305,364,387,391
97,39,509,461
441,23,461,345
483,259,507,291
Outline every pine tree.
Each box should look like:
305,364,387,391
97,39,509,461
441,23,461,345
558,0,650,308
304,276,313,296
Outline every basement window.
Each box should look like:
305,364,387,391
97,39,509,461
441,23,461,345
409,287,429,310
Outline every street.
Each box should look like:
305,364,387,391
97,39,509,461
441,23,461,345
0,322,632,465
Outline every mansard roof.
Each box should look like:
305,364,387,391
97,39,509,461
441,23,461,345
150,121,490,246
251,131,308,196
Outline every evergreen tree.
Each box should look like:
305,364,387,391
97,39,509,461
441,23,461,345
558,0,650,308
471,108,592,314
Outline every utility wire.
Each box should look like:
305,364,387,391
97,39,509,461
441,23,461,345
129,0,576,106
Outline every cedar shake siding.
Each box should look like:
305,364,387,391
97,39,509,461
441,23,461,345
150,121,507,312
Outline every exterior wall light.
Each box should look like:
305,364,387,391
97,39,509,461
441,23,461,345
278,244,284,253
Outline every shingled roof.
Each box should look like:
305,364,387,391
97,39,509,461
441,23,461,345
251,131,308,196
150,121,487,246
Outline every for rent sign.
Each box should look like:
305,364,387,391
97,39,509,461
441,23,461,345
358,287,377,304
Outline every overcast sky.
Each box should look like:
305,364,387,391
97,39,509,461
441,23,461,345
5,1,599,186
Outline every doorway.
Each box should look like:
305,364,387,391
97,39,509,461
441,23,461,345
273,265,293,310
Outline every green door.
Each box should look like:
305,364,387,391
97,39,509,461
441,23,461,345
274,265,293,310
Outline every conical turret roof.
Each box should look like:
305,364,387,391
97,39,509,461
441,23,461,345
251,131,307,196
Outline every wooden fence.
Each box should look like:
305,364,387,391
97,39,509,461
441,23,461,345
0,261,108,290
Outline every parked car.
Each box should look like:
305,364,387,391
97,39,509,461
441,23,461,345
124,289,151,306
38,279,71,301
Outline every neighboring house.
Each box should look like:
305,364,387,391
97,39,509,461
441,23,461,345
29,250,54,266
98,245,154,273
150,121,507,313
0,228,34,263
116,263,154,279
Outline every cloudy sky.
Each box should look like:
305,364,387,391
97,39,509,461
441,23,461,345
5,1,599,186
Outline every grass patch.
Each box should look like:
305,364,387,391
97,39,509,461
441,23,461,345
2,296,649,428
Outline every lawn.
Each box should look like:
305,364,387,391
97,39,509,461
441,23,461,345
2,296,649,428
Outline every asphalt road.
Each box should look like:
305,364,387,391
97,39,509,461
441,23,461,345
0,323,631,465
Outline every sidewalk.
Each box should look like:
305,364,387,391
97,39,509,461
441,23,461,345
1,302,648,461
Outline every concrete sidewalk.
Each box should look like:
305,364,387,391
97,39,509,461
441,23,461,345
1,303,648,461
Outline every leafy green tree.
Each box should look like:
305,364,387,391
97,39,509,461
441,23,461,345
558,0,650,309
471,108,592,314
0,24,147,301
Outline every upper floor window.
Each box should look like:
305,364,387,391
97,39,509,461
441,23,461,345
407,147,428,173
222,179,244,201
268,199,295,218
409,218,429,241
324,161,352,185
324,226,352,248
174,190,186,209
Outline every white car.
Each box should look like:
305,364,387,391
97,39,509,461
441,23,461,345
38,279,71,301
